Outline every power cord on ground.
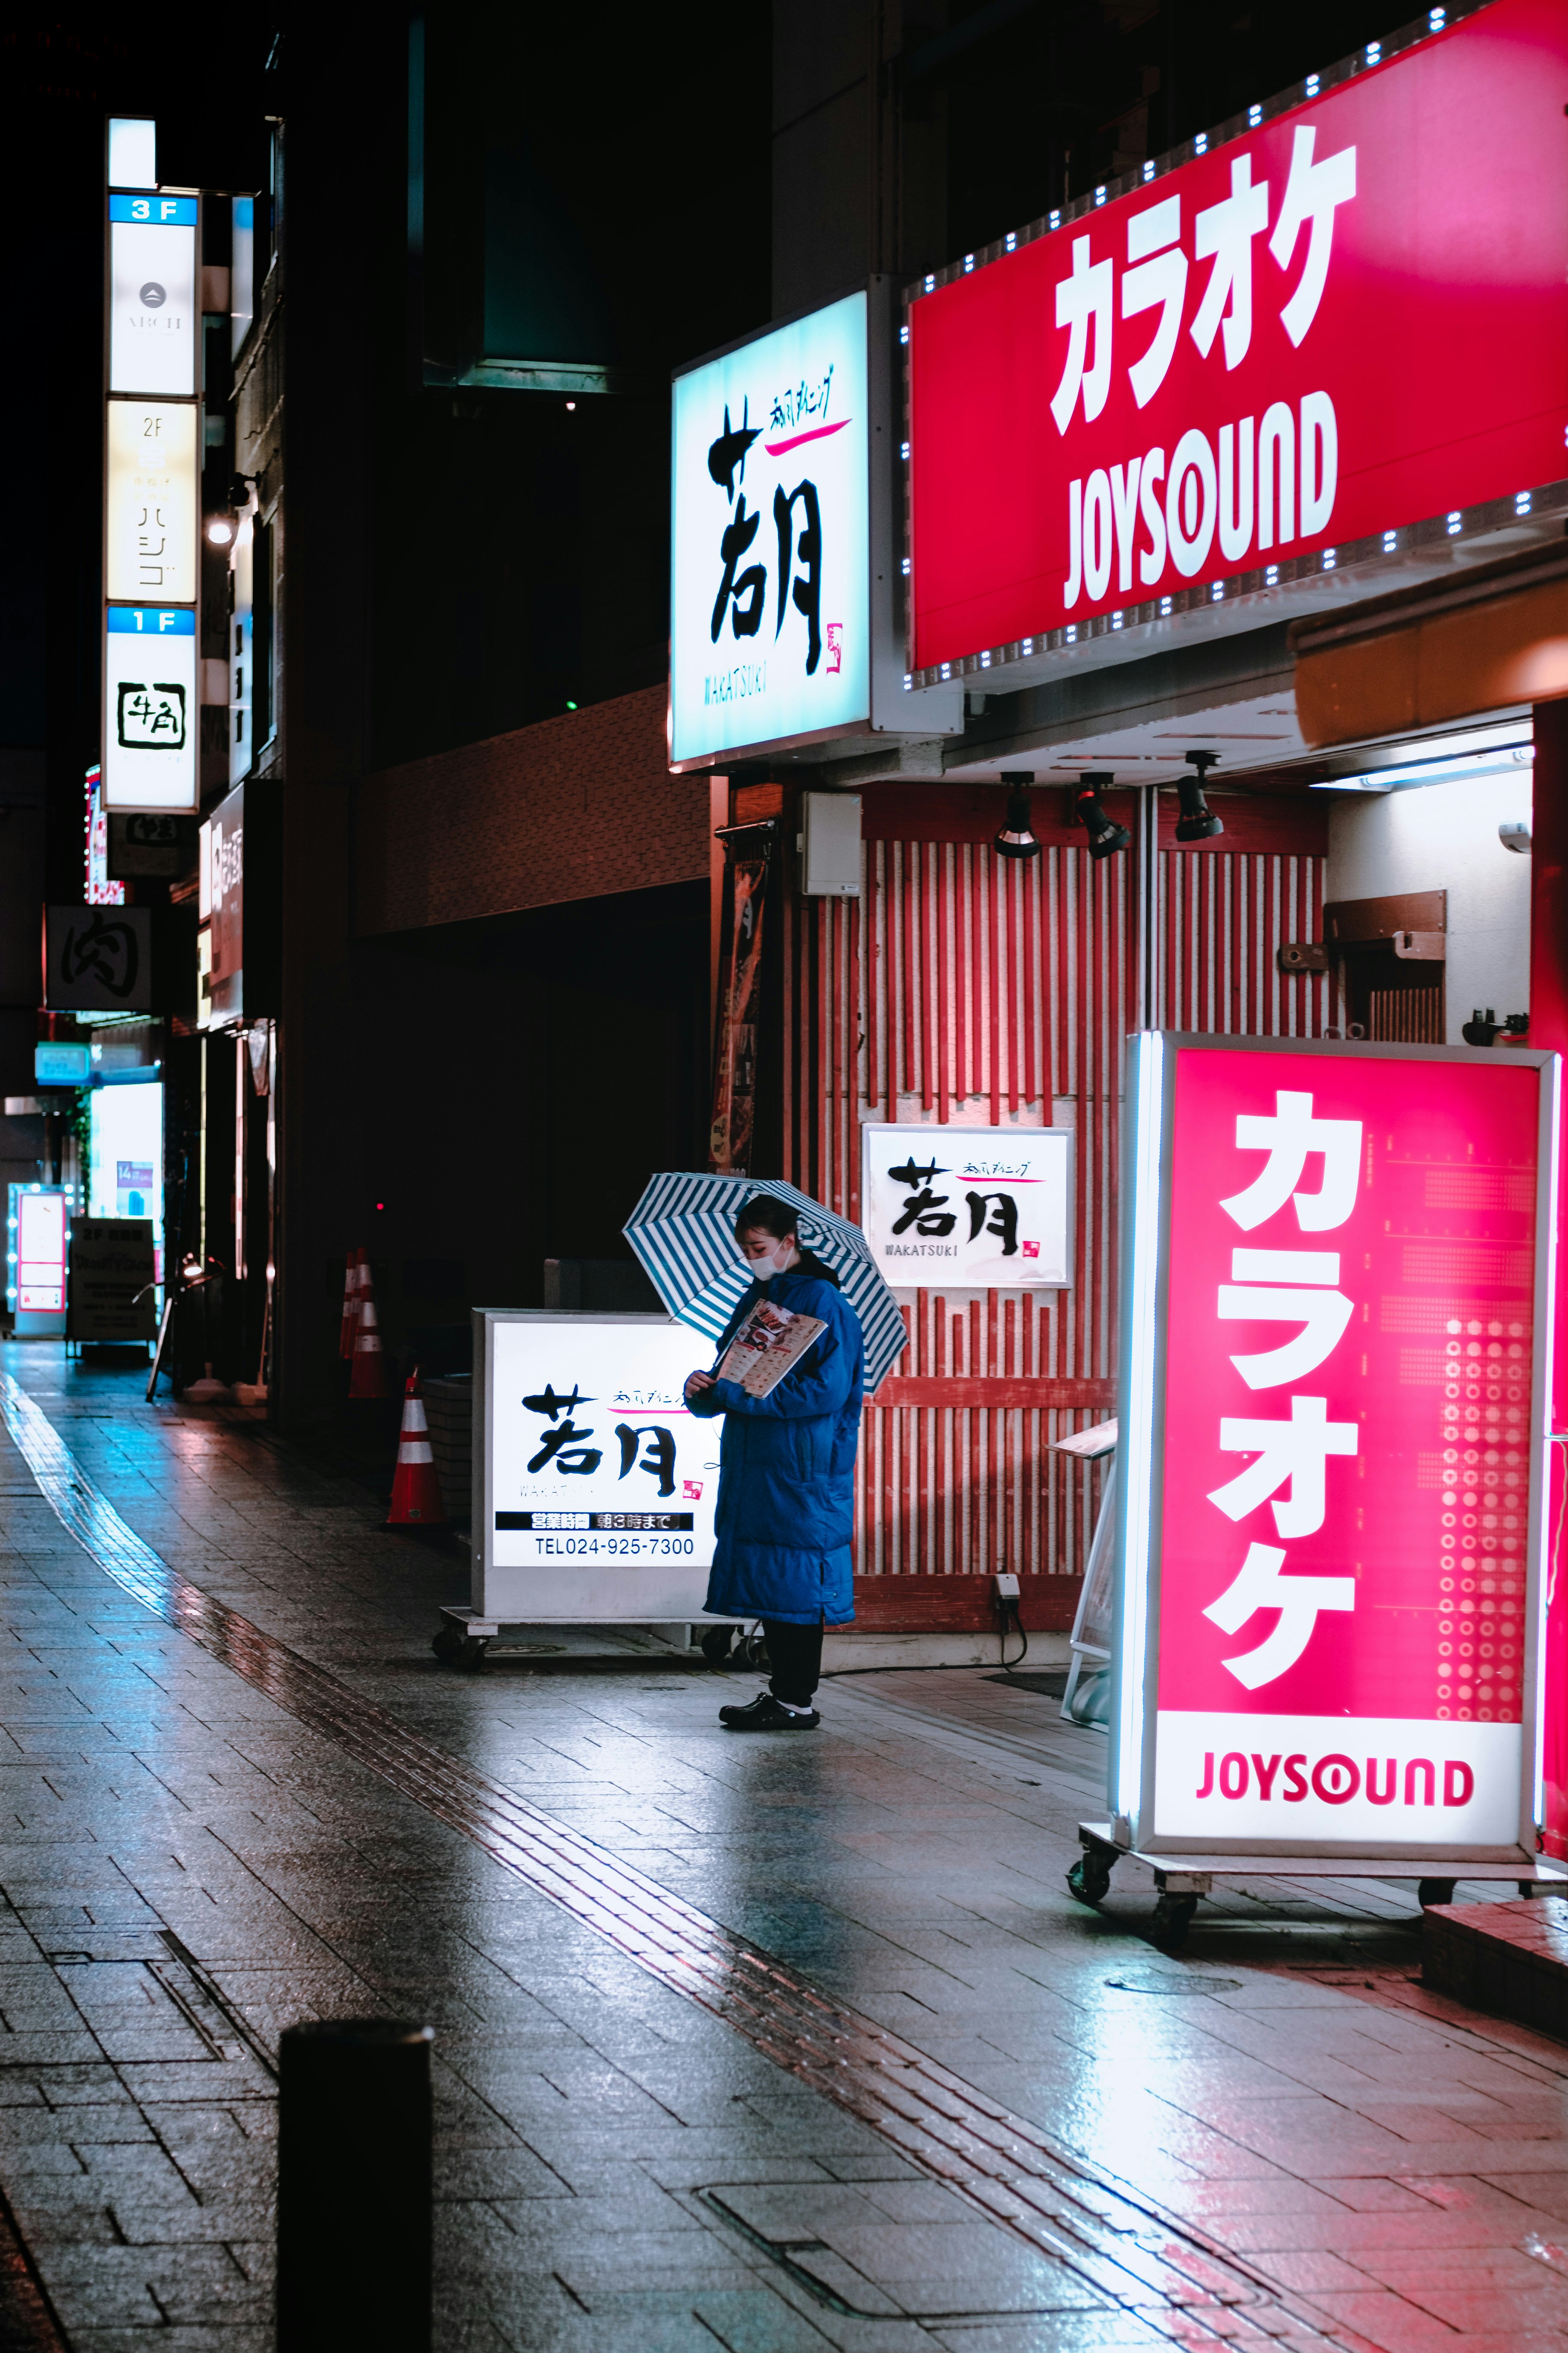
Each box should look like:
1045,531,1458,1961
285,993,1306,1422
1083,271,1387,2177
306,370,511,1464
994,1571,1028,1670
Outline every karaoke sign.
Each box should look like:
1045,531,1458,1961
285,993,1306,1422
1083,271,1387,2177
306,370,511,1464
1119,1038,1557,1857
905,0,1568,679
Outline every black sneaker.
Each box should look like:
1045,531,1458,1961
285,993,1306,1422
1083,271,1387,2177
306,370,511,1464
719,1691,820,1731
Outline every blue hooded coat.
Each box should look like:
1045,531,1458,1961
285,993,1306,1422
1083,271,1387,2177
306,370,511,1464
689,1265,864,1626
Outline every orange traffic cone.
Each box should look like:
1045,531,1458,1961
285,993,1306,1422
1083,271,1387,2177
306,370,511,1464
347,1280,391,1400
387,1369,446,1526
338,1248,364,1359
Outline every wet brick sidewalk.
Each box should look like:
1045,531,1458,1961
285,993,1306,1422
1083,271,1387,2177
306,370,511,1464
0,1341,1567,2351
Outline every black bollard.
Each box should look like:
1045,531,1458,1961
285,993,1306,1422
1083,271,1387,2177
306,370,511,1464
277,2019,433,2352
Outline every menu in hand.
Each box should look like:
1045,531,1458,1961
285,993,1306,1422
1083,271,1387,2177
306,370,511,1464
717,1299,827,1398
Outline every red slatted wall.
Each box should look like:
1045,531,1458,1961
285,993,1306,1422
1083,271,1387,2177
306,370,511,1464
778,783,1330,1600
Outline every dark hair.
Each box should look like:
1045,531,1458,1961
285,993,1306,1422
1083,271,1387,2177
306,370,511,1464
734,1193,841,1288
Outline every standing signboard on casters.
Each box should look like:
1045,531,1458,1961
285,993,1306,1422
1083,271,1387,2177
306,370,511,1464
1078,1036,1565,1938
441,1312,722,1668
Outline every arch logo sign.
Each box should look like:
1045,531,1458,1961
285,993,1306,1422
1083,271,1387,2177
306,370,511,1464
108,192,197,398
1112,1035,1559,1862
905,0,1568,687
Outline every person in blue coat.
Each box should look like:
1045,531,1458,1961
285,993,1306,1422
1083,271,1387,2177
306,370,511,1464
685,1194,864,1731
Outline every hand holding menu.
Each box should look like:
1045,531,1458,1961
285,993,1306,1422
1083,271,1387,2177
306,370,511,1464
717,1299,827,1398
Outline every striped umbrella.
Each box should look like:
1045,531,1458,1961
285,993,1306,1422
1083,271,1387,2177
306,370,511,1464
623,1172,908,1394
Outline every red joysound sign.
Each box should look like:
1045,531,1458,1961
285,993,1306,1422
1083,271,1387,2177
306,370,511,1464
906,0,1568,682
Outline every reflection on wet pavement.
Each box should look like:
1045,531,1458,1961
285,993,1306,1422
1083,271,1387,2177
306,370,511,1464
0,1343,1565,2350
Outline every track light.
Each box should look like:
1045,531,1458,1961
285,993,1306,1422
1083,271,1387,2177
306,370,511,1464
1175,749,1225,842
994,772,1041,860
1075,772,1129,860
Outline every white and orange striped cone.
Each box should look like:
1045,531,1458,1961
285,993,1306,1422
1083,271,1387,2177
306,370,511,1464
338,1248,364,1360
347,1286,391,1400
387,1369,446,1526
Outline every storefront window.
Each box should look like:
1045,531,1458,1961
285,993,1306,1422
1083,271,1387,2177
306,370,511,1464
88,1078,165,1287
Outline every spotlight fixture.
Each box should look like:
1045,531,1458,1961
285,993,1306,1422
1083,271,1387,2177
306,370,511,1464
994,772,1041,860
204,515,236,547
1176,749,1225,842
1074,772,1129,860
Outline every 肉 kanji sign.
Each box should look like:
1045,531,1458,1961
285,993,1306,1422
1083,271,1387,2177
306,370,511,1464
1113,1036,1560,1860
906,0,1568,681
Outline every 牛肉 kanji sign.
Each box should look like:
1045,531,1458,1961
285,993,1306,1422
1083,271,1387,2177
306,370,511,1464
1113,1036,1559,1861
906,0,1568,682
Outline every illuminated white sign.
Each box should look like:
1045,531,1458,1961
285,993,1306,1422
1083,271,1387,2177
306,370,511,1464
861,1123,1074,1288
108,195,197,397
478,1312,719,1623
102,607,197,812
106,400,198,604
16,1190,67,1315
670,291,871,769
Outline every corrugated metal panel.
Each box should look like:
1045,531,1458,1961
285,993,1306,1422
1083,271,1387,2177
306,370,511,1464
780,802,1329,1591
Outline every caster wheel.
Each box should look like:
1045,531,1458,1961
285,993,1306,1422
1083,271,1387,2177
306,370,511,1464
1068,1854,1112,1909
701,1626,739,1665
1417,1878,1457,1909
432,1626,463,1663
1151,1893,1198,1948
453,1636,490,1673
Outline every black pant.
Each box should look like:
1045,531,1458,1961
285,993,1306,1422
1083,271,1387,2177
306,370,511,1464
761,1619,823,1707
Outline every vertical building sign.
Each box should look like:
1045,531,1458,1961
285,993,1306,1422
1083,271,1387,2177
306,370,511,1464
229,511,254,785
1115,1037,1559,1863
709,838,771,1175
198,782,244,1025
83,767,125,906
104,175,199,814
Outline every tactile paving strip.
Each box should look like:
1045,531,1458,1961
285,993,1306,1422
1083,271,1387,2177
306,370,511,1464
0,1371,1343,2351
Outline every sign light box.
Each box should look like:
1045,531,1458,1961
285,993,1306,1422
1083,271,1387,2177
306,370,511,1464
102,607,197,812
106,400,198,606
906,0,1568,688
108,194,198,398
1112,1034,1560,1865
10,1187,68,1322
476,1311,720,1624
34,1044,91,1087
671,291,872,768
861,1123,1073,1289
